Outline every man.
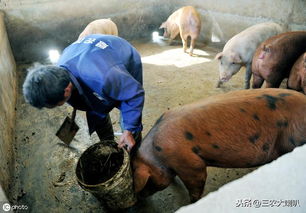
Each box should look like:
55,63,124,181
23,34,144,152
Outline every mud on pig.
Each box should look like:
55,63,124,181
132,88,306,202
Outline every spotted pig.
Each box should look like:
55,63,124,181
287,52,306,94
132,89,306,202
252,31,306,88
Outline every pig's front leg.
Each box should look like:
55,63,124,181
176,159,208,202
244,63,252,89
180,168,207,202
252,74,264,89
216,80,223,88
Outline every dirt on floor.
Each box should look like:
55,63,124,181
12,38,276,213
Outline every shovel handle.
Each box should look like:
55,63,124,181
71,108,77,121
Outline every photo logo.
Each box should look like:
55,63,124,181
2,203,11,212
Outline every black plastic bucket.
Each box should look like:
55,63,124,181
75,141,137,210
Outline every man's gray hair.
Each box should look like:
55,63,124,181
22,64,70,109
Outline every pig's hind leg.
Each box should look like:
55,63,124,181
179,30,188,53
189,37,196,56
245,63,252,89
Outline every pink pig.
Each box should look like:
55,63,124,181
159,6,201,56
78,18,118,40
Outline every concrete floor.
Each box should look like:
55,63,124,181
12,39,258,213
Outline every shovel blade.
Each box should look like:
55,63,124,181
56,116,79,145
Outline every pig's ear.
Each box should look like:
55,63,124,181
215,52,223,60
232,53,242,64
263,44,272,53
159,22,166,29
133,165,151,193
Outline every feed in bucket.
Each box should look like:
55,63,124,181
76,141,137,210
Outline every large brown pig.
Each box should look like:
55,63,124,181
132,89,306,202
287,52,306,94
159,6,201,56
78,18,118,40
252,31,306,88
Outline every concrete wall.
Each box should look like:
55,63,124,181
1,0,177,63
177,144,306,213
0,0,305,202
0,11,17,199
1,0,305,63
187,0,306,44
0,184,9,207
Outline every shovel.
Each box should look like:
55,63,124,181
56,108,79,145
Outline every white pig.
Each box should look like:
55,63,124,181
159,6,201,56
215,22,284,89
78,18,118,40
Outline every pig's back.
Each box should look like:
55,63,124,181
79,19,118,39
223,22,283,60
254,31,306,76
89,19,118,35
263,31,306,52
152,89,306,168
175,6,201,35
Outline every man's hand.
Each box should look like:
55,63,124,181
118,130,136,152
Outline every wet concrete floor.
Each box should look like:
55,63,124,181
13,39,261,212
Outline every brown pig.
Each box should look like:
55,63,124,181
78,18,118,40
287,52,306,94
159,6,201,56
252,31,306,88
132,89,306,202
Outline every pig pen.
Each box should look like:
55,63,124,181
1,1,305,212
11,39,260,212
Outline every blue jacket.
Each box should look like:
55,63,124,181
57,34,144,133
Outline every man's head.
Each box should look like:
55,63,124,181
23,64,72,109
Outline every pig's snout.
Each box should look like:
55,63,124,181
219,75,231,82
163,31,169,38
259,52,265,59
